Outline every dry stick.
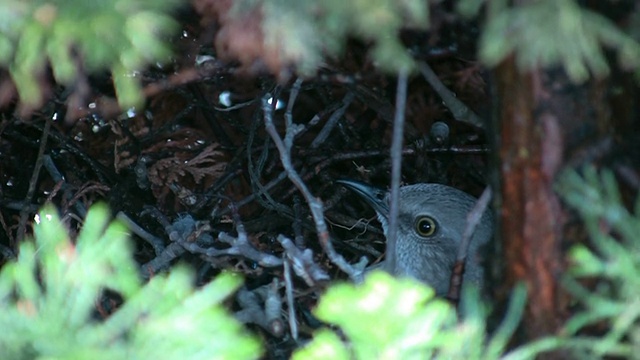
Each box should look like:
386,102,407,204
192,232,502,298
264,279,284,337
292,196,306,248
263,86,365,282
16,119,51,243
447,186,492,303
386,69,409,274
283,257,298,340
246,112,293,217
418,61,484,129
310,91,354,148
295,101,343,139
141,242,186,279
311,146,488,174
277,234,330,285
220,201,283,267
235,282,284,337
229,172,288,212
42,155,88,218
116,211,165,255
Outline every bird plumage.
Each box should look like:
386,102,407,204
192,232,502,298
338,180,493,296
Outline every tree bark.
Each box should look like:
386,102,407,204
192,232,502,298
494,58,567,343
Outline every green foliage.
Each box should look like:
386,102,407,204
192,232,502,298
0,0,181,108
555,167,640,358
458,0,640,83
293,271,544,360
0,204,262,360
232,0,429,73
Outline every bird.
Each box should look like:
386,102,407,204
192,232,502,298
337,179,493,296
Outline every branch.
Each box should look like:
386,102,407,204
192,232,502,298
17,118,50,242
277,235,330,286
447,186,492,303
263,81,365,282
418,61,484,128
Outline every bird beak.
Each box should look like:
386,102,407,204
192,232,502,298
336,179,389,218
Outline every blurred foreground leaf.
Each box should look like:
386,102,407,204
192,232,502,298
0,0,181,108
555,167,640,358
294,271,540,359
0,203,262,360
477,0,640,83
226,0,428,74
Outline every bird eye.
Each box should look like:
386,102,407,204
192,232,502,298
415,216,437,237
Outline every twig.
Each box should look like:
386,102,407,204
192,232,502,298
310,91,354,148
263,85,365,282
277,234,330,286
265,279,285,337
226,171,288,213
17,118,51,243
283,256,298,340
66,182,109,214
386,69,409,273
29,121,113,184
292,196,306,248
177,223,283,267
246,108,293,217
235,281,285,337
311,146,488,175
116,211,165,255
350,84,419,138
418,61,484,128
141,242,186,279
226,201,283,267
447,186,492,302
294,101,344,139
42,155,88,217
206,232,283,267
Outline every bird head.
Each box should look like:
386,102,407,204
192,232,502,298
337,179,492,294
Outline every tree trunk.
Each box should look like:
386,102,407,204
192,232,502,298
492,56,612,353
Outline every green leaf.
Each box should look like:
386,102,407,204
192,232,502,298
113,64,143,109
292,329,350,360
303,271,457,359
480,0,640,83
0,203,262,360
232,0,428,75
0,0,180,107
557,167,640,357
295,271,546,359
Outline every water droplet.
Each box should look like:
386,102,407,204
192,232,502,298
126,107,137,118
196,55,215,66
219,91,232,107
268,97,286,110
